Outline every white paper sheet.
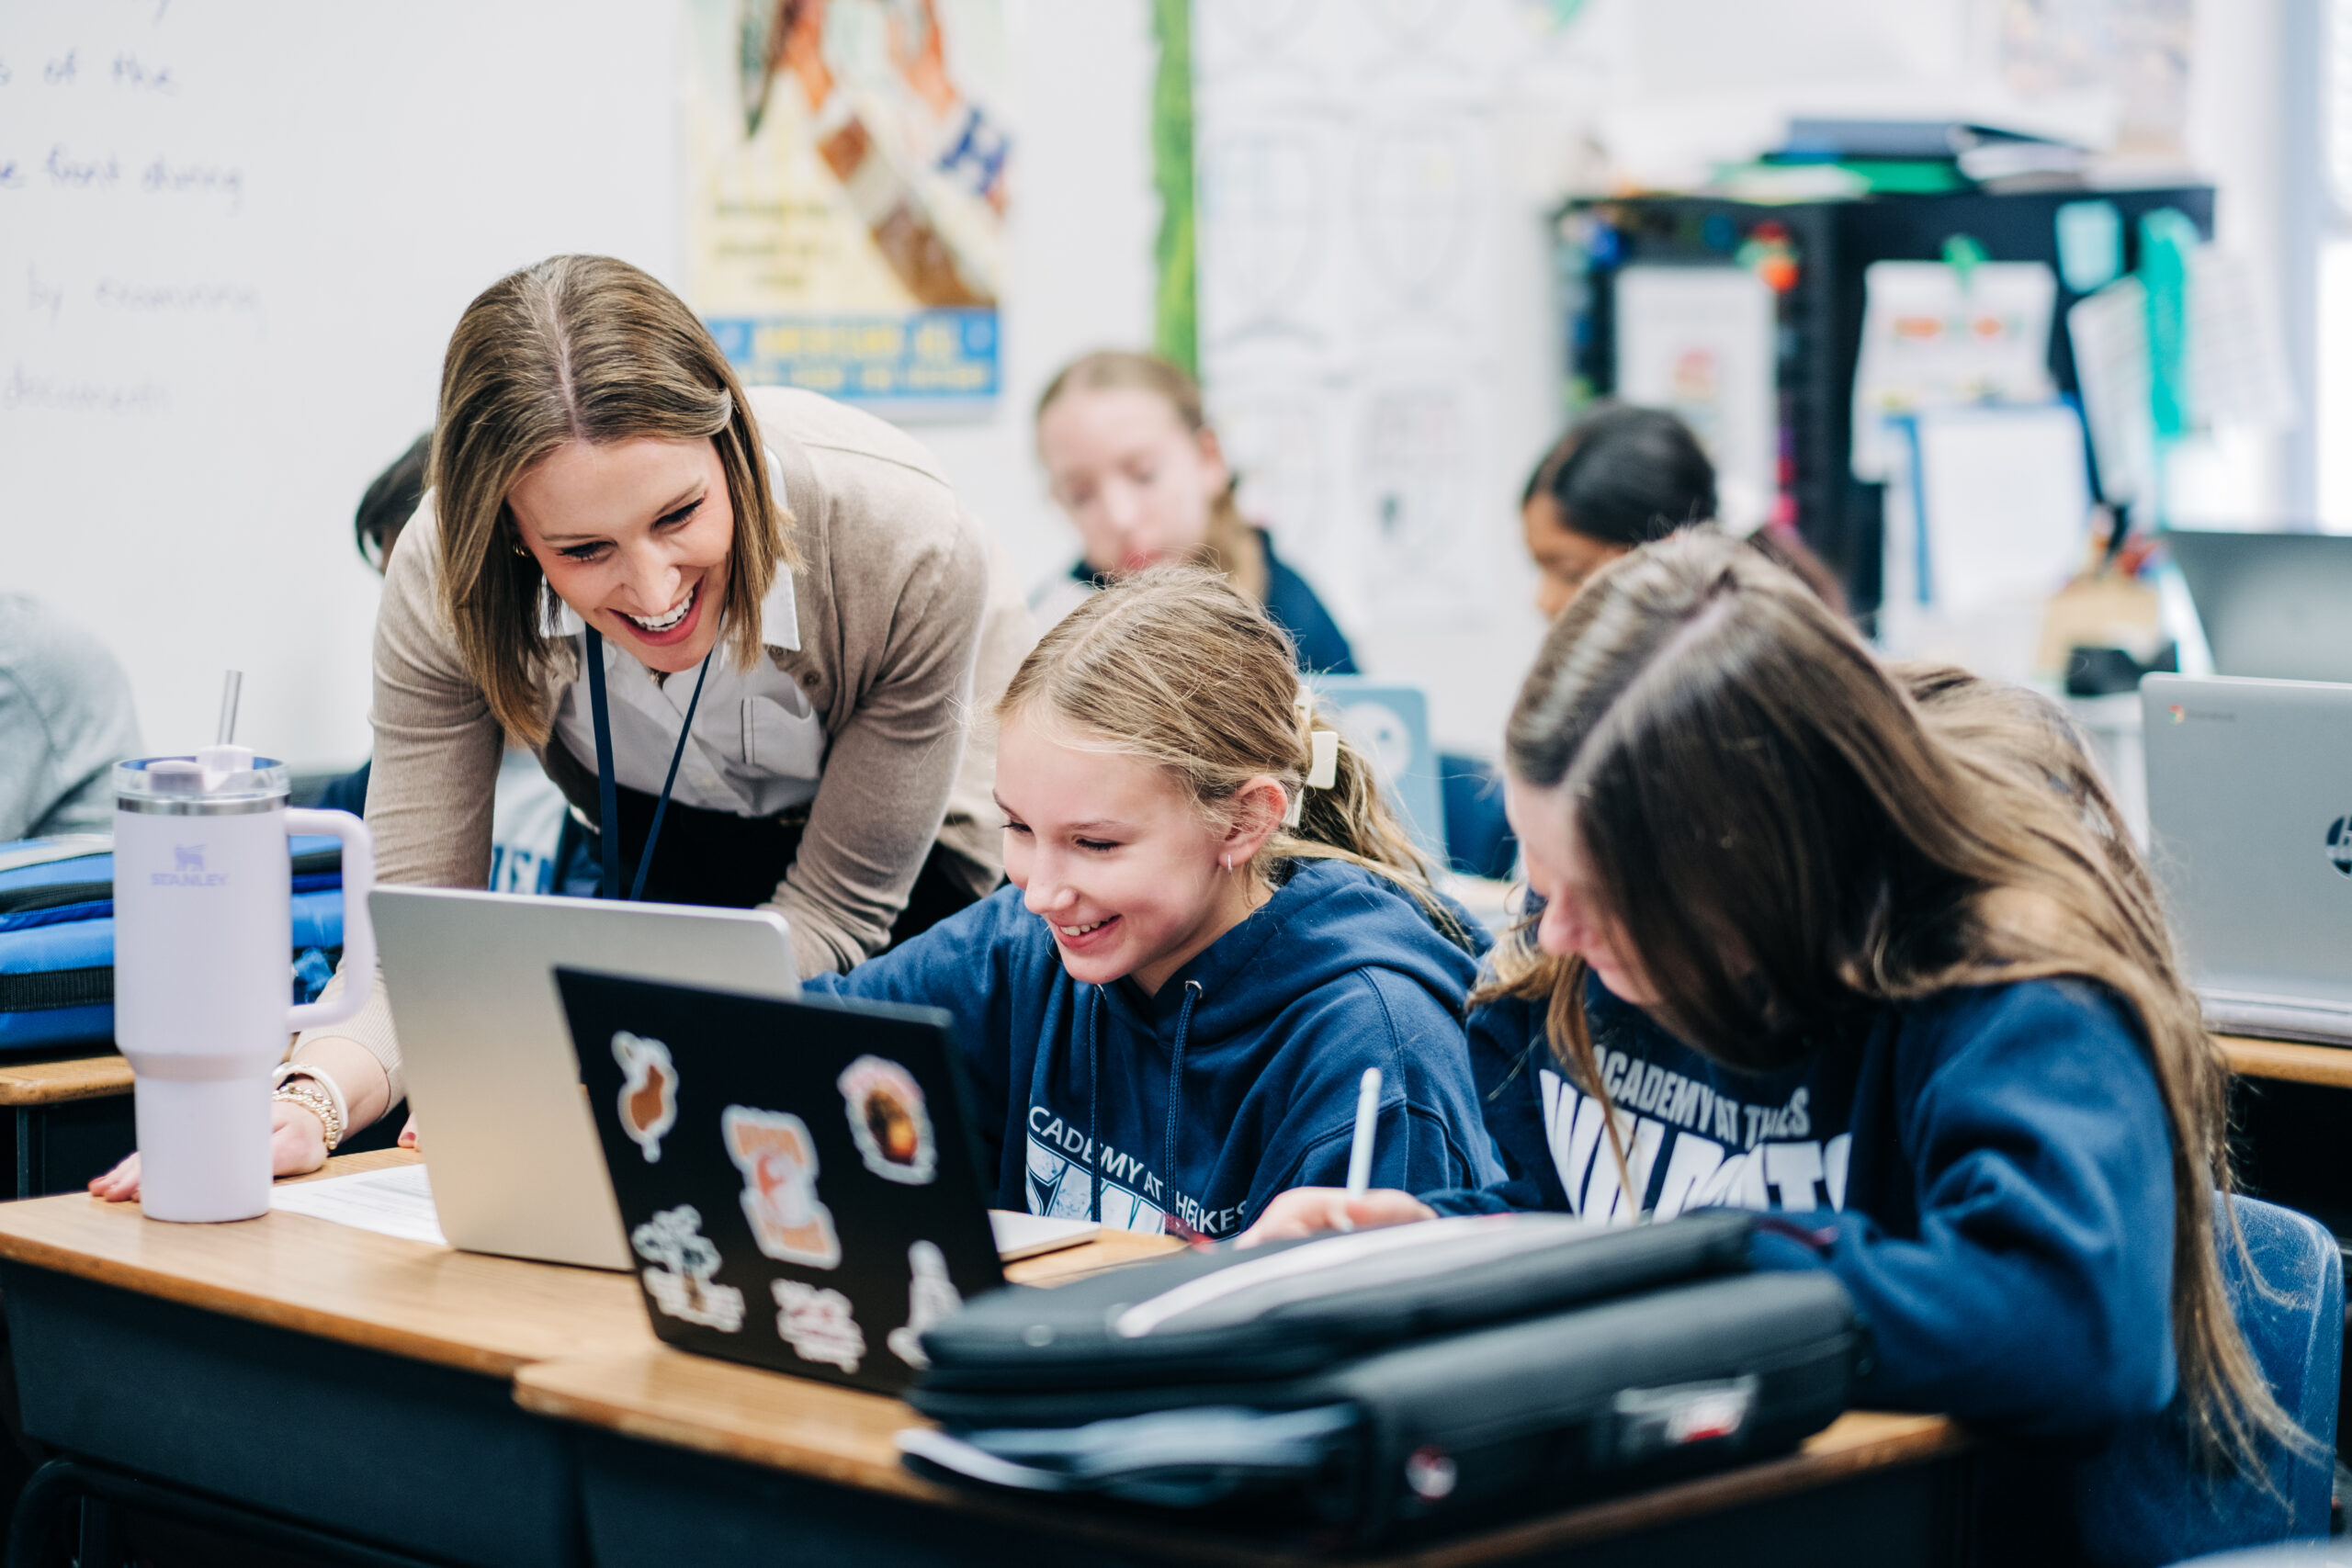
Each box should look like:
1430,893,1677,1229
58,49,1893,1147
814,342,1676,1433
2066,276,2157,509
1613,265,1779,534
1851,262,2058,481
1908,403,2092,617
270,1163,448,1247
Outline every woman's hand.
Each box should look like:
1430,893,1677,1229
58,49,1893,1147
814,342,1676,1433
1237,1187,1437,1247
86,1099,334,1204
397,1113,420,1149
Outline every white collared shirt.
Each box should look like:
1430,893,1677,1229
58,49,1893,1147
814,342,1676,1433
542,553,826,820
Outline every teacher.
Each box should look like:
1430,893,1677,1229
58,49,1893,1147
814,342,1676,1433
95,253,1028,1190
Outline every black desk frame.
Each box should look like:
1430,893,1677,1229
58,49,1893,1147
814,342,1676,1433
1,1263,582,1568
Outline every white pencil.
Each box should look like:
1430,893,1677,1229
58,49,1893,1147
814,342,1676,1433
1338,1066,1382,1232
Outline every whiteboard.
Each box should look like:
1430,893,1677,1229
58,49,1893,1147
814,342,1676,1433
0,1,681,767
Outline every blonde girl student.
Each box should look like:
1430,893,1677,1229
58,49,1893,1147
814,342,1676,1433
808,567,1499,1238
1250,533,2301,1555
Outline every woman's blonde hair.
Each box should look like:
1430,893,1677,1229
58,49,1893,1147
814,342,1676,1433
998,565,1465,946
431,254,795,743
1481,529,2296,1477
1034,350,1269,605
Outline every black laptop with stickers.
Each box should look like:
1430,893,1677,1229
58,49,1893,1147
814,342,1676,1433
558,966,1006,1396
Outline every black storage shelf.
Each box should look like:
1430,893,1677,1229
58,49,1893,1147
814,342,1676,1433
1554,184,2217,620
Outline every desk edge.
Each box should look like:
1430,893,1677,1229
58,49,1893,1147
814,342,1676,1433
513,1358,1964,1568
0,1224,539,1379
2218,1035,2352,1090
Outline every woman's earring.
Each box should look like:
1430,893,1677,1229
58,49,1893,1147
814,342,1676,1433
1220,855,1231,872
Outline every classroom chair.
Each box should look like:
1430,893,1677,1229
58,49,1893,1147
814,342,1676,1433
2073,1194,2344,1566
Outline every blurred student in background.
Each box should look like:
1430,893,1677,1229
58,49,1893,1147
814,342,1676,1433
1035,350,1533,876
0,596,142,841
1032,350,1356,674
1439,403,1854,875
313,434,430,817
315,432,572,897
1520,402,1844,619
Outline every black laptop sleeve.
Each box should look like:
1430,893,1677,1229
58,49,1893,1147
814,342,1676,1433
900,1213,1863,1545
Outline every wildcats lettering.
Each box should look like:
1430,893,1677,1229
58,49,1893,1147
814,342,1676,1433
1538,1067,1849,1224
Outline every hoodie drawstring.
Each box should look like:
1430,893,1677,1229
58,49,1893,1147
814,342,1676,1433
1084,987,1102,1225
1161,980,1204,1221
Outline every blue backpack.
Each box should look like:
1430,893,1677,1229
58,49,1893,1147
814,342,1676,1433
0,836,345,1052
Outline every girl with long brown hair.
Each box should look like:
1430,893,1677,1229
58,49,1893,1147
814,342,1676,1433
1249,531,2306,1554
808,565,1497,1239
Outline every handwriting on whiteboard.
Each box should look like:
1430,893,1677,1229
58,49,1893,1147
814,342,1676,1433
2,12,267,419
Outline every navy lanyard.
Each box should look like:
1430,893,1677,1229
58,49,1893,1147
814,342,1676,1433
583,626,716,902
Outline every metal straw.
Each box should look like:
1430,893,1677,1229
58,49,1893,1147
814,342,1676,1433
215,670,243,746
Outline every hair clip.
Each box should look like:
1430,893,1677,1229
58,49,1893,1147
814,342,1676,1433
1283,687,1342,828
1306,728,1340,790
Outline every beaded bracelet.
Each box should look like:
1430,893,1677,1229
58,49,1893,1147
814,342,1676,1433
272,1078,345,1151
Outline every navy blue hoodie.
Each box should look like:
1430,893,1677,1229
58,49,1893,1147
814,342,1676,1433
809,858,1504,1239
1430,973,2177,1440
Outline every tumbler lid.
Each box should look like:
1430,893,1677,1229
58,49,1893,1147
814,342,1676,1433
117,751,290,815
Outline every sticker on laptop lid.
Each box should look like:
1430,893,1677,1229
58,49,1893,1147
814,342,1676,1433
722,1105,843,1269
774,1280,866,1372
630,1204,745,1332
612,1032,678,1163
838,1055,936,1185
887,1239,964,1369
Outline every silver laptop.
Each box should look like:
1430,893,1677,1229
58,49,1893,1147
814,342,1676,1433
372,888,801,1269
2142,675,2352,1044
2164,530,2352,683
370,887,1101,1270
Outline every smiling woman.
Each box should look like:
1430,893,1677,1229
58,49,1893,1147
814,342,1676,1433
93,254,1030,1189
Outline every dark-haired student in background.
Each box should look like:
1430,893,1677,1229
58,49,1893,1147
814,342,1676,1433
1443,404,1853,874
311,434,574,895
312,433,431,818
1521,402,1845,619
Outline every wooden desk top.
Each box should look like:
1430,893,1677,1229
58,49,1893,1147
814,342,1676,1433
0,1148,653,1377
514,1343,1960,1567
0,1150,1183,1380
0,1052,133,1107
2218,1035,2352,1090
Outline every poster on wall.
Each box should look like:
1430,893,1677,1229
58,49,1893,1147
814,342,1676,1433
685,0,1009,417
